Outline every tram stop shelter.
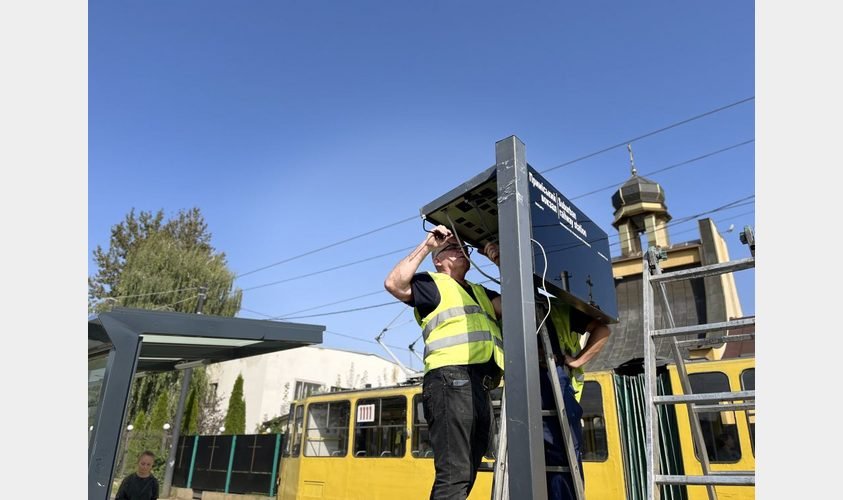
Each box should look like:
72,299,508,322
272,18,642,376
87,307,325,500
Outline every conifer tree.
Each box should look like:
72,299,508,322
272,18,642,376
223,374,247,435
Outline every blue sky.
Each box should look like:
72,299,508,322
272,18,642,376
88,1,755,372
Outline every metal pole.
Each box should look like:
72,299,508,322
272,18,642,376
161,369,192,497
269,433,282,497
161,287,206,498
496,135,547,499
225,435,237,493
643,251,661,500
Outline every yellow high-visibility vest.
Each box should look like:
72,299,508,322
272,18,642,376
414,272,504,373
548,299,585,402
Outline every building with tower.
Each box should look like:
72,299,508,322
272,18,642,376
589,146,753,371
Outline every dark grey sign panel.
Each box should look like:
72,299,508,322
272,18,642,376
526,167,617,323
420,164,618,324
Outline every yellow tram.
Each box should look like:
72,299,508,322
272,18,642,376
277,356,755,499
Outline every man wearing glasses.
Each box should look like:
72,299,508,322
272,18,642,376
384,224,503,500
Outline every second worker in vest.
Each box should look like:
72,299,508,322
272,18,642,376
484,242,611,500
384,224,504,500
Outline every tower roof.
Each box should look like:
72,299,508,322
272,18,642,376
611,174,665,210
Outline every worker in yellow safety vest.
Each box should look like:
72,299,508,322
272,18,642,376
385,224,503,500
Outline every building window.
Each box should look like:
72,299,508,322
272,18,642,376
294,380,323,401
411,395,433,458
304,401,350,457
353,396,406,458
689,371,741,463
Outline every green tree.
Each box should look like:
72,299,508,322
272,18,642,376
88,207,241,315
148,391,171,435
88,207,242,425
182,387,199,435
124,410,148,472
223,374,247,435
179,367,225,435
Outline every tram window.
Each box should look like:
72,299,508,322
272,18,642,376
283,404,304,457
304,401,350,457
688,372,740,463
411,395,433,458
354,396,407,458
741,368,755,455
580,381,609,461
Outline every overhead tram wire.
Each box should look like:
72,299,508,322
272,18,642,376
270,289,388,319
234,216,418,280
325,329,413,353
238,142,755,297
89,100,754,309
279,300,403,320
228,97,753,285
259,276,501,321
244,202,755,322
98,286,201,302
539,96,754,175
569,139,754,201
241,245,416,292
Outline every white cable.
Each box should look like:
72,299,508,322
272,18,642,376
531,238,552,336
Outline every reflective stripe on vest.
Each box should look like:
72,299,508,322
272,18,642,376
422,305,498,340
424,330,505,359
415,272,504,373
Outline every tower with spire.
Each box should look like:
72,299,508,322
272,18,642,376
611,144,672,256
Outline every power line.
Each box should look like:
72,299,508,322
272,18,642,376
279,300,403,320
324,329,412,353
252,198,754,320
91,99,754,305
539,96,754,175
241,245,415,292
98,286,200,301
570,139,754,201
241,142,754,296
271,289,388,319
234,216,418,279
231,97,753,283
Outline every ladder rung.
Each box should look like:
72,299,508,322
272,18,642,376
675,332,755,348
651,318,755,338
692,402,755,412
654,390,755,405
541,410,557,417
650,257,755,283
545,466,571,473
655,474,755,486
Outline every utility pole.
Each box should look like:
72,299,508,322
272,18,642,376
161,286,207,498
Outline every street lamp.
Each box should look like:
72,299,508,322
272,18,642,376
161,423,171,455
121,424,135,477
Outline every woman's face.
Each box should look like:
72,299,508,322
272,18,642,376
137,455,154,477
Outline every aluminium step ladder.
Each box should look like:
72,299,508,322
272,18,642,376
642,226,756,500
492,302,585,500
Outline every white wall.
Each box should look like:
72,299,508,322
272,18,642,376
206,346,407,432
